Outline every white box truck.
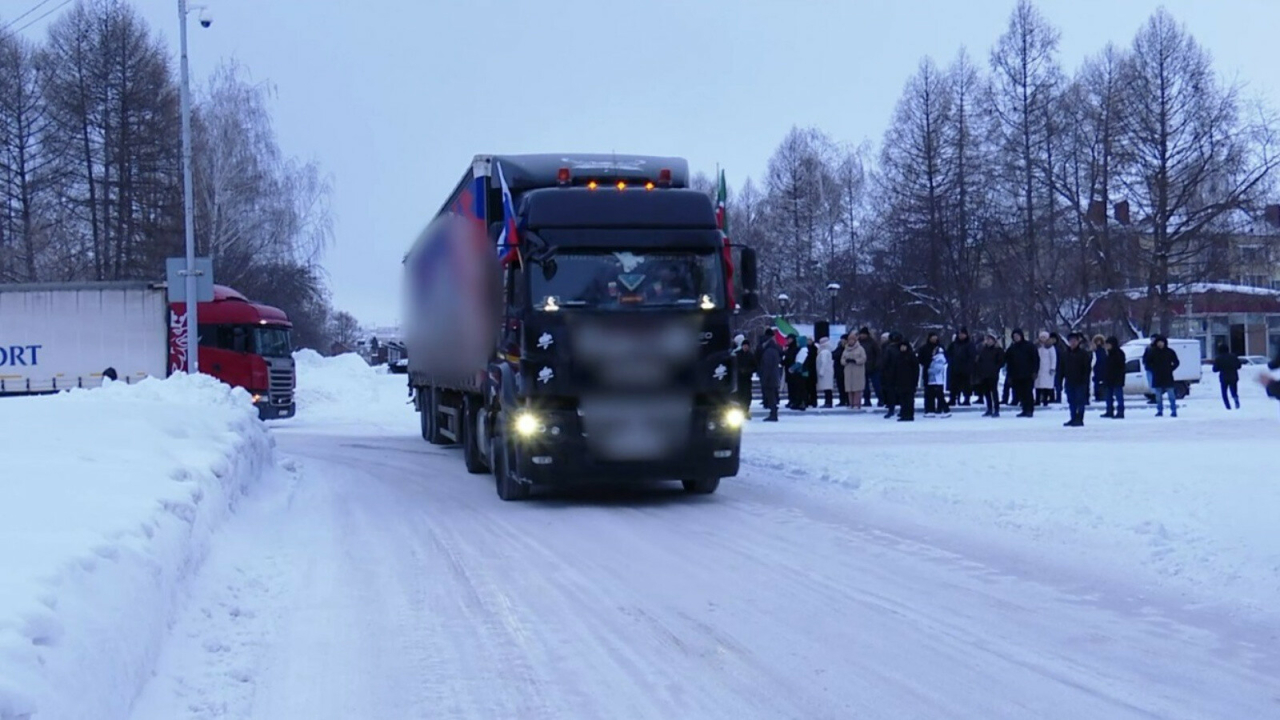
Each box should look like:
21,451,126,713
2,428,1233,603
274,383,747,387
1122,338,1203,399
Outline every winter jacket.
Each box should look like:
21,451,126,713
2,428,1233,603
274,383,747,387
790,338,810,376
1146,344,1180,389
816,339,835,392
842,340,868,391
1212,350,1241,384
975,344,1005,383
894,347,921,393
757,339,782,390
918,339,941,376
946,337,976,387
1105,344,1127,387
1004,332,1040,381
1035,345,1058,390
783,341,799,377
881,341,902,388
1063,346,1093,386
927,350,949,387
1092,347,1108,383
1053,342,1067,381
860,337,881,374
735,347,757,383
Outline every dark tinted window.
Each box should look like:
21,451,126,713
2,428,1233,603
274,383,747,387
1125,359,1140,374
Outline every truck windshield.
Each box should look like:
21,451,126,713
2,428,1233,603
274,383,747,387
530,249,725,311
254,327,292,357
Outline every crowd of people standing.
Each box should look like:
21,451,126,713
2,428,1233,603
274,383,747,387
734,326,1215,426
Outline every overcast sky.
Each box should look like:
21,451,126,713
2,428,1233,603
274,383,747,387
13,0,1280,327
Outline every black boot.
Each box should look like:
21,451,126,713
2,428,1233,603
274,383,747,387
1113,409,1124,419
765,409,779,422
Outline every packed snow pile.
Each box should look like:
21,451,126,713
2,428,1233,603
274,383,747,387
281,349,414,433
0,374,272,720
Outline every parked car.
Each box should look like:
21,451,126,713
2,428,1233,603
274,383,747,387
1241,355,1270,366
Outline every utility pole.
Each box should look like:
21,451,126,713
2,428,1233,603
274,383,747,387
178,0,205,372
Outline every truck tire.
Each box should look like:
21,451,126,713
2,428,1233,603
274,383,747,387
427,387,449,445
419,388,433,442
462,395,487,474
493,427,530,501
682,477,720,495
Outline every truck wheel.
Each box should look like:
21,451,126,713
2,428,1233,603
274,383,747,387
682,477,720,495
462,395,487,474
424,389,440,440
494,431,530,501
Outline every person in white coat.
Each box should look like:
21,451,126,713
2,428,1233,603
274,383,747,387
816,336,835,408
1035,331,1058,407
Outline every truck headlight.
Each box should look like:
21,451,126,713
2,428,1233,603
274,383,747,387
723,407,745,429
514,411,542,437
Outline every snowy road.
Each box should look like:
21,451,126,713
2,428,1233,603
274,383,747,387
128,423,1280,720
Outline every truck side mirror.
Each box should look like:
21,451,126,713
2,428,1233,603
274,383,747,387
739,247,760,311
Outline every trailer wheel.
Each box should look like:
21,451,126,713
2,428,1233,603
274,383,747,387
427,387,449,445
682,477,720,495
424,389,440,440
462,394,487,474
493,427,530,501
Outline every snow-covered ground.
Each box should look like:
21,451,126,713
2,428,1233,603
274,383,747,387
0,375,273,720
5,352,1280,719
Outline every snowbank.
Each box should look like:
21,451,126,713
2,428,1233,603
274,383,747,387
278,349,415,434
742,377,1280,619
0,374,272,720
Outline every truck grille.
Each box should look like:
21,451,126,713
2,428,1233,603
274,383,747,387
269,367,294,404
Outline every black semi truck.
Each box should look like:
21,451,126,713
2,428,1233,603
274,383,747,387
402,154,759,500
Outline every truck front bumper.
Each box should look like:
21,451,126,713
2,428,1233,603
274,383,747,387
508,405,742,484
256,398,296,420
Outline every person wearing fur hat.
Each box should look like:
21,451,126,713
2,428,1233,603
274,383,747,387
1102,336,1127,419
816,336,836,408
842,332,868,410
1035,331,1058,407
1062,332,1093,426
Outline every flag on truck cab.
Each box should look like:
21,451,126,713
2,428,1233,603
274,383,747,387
717,169,735,305
496,162,518,264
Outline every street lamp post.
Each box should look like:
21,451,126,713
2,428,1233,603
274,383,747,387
777,293,790,318
177,0,207,372
827,282,841,325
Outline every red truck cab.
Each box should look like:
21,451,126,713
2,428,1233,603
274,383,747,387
169,285,296,419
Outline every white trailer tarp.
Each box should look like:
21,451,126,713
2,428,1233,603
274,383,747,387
0,283,168,393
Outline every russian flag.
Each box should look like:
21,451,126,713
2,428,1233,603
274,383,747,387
496,162,518,264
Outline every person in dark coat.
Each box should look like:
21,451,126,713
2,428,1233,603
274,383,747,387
946,328,977,407
895,339,920,421
917,332,942,385
783,335,802,410
1091,335,1108,402
1004,329,1040,417
757,334,783,422
1212,343,1241,410
1142,336,1159,404
1062,332,1093,427
1146,337,1181,417
1102,336,1127,419
833,335,848,406
734,339,757,418
803,336,819,408
880,333,902,419
859,328,881,407
1050,332,1067,403
974,333,1005,417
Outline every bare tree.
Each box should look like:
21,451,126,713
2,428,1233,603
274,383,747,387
1119,8,1280,333
0,32,53,281
327,310,362,351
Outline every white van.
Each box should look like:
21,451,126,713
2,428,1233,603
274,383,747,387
1122,338,1204,398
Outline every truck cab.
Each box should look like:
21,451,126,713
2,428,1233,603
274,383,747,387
181,286,296,419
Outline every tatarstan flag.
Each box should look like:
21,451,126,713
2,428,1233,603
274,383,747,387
717,169,735,305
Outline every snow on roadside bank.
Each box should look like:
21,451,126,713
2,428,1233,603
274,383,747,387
275,349,415,434
0,375,272,720
741,379,1280,619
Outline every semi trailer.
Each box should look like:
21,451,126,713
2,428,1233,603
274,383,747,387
0,281,296,419
403,153,759,500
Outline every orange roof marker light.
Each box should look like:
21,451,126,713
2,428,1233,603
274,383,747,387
587,180,598,190
645,182,655,190
616,181,627,190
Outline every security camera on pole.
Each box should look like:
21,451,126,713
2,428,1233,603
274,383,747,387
169,0,215,374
